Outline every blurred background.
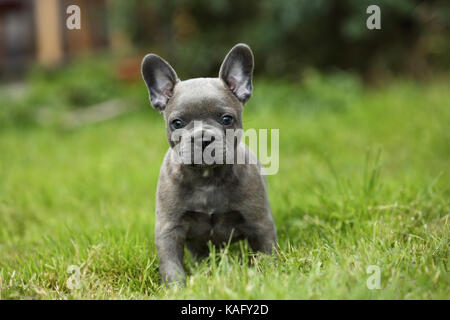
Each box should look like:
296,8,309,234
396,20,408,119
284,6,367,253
1,0,449,77
1,0,450,76
0,0,449,127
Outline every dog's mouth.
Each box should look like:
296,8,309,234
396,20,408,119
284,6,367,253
188,163,222,169
182,151,227,167
172,139,233,167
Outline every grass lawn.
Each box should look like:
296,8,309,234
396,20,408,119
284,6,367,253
0,70,448,299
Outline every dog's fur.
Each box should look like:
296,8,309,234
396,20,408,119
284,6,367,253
141,44,277,285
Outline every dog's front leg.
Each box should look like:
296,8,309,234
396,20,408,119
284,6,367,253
155,221,188,286
248,221,278,255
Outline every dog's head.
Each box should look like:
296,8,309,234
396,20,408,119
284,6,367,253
141,44,254,167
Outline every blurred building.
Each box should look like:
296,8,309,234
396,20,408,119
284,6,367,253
0,0,109,77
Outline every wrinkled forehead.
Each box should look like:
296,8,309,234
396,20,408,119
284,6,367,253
165,78,242,117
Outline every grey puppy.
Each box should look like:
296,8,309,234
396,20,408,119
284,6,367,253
141,43,277,285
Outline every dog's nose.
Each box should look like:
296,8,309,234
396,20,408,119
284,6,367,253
191,129,216,151
201,136,215,150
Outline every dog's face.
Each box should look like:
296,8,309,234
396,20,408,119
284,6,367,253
141,44,254,167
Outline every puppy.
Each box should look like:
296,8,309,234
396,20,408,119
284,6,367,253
141,44,277,285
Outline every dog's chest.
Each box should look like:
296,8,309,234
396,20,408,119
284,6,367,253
185,183,229,214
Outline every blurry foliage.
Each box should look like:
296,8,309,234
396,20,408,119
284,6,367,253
109,0,450,79
0,57,148,128
27,58,120,108
249,70,363,116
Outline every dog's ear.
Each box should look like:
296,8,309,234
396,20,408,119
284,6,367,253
219,43,254,104
141,54,179,112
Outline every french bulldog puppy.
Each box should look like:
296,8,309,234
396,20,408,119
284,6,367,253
141,44,277,285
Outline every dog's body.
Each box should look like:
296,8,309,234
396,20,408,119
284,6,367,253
142,44,277,284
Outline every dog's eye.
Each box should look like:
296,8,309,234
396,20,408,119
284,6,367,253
221,115,234,126
171,119,184,130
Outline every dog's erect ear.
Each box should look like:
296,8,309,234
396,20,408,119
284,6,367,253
219,43,254,104
141,54,179,112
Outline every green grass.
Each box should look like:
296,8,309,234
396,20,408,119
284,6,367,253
0,71,449,299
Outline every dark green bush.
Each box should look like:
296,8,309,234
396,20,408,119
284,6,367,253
109,0,450,79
